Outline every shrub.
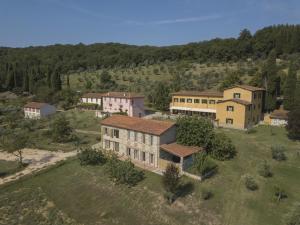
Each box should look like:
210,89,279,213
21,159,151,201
201,189,213,200
245,128,257,134
257,160,272,177
106,155,144,187
211,133,236,160
192,152,218,177
162,163,181,203
274,186,288,201
49,114,74,143
78,148,106,166
243,175,258,191
271,145,287,161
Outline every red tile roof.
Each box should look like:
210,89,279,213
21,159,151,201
24,102,48,109
217,98,252,106
226,85,265,92
172,90,223,98
82,92,105,98
270,109,289,120
101,115,175,136
103,92,144,99
160,142,202,158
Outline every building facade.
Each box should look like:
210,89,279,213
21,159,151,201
81,93,103,106
170,85,265,129
24,102,56,119
100,115,200,172
102,92,145,117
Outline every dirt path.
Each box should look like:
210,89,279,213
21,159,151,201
0,148,77,186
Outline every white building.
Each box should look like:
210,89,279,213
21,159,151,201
80,93,104,106
24,102,56,119
270,109,289,126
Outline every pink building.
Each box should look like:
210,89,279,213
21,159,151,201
102,92,145,117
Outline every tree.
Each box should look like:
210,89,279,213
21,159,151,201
78,148,106,166
0,130,28,166
51,69,62,92
152,81,170,111
162,163,181,203
176,116,215,150
192,151,217,176
284,62,297,110
286,108,300,140
219,71,241,90
211,133,236,160
262,50,279,111
257,160,272,177
49,115,74,142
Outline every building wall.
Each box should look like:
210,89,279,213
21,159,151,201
101,125,164,168
103,97,145,117
271,118,288,126
216,101,247,129
81,97,101,106
170,95,223,112
24,105,56,119
223,87,253,102
40,105,56,117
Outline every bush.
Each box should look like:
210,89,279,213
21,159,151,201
274,186,288,201
257,160,272,177
201,189,213,200
162,163,181,203
78,148,106,166
211,133,236,160
243,175,258,191
245,128,257,134
106,155,144,187
271,145,287,161
49,114,74,143
192,152,218,177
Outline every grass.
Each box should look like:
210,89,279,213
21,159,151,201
0,125,299,225
0,160,24,178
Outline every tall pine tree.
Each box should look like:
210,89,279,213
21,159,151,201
283,62,297,110
51,69,62,92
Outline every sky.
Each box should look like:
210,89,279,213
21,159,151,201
0,0,300,47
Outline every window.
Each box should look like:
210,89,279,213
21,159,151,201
209,100,216,104
252,117,255,122
134,149,139,159
258,93,262,99
233,93,241,99
253,105,256,110
227,106,234,111
174,98,178,102
126,148,131,156
187,98,192,103
150,135,154,145
142,133,145,143
226,118,233,124
134,132,138,141
113,129,119,138
105,140,110,148
150,154,154,164
110,129,113,138
202,99,208,104
113,142,119,152
194,99,200,104
248,105,251,111
253,93,257,99
104,128,108,135
141,152,146,161
180,98,185,103
258,104,261,109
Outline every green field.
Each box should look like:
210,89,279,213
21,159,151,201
0,126,299,225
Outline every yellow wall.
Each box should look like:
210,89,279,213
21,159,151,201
224,87,253,102
171,95,223,110
216,101,248,129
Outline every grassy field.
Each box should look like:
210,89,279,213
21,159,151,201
0,126,299,225
0,160,24,178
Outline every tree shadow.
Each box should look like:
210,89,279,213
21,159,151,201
176,181,194,198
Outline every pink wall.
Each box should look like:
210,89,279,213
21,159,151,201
103,97,145,117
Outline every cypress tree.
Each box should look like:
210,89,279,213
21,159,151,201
51,69,62,91
5,65,14,90
283,62,297,110
263,50,279,112
22,74,29,92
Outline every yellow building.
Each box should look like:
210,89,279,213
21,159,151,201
170,85,265,129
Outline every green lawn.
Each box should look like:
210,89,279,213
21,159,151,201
0,160,24,178
0,125,299,225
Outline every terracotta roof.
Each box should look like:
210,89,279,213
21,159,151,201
172,90,223,98
24,102,48,109
103,92,144,99
226,85,265,92
82,92,105,98
101,115,175,136
270,109,289,120
217,98,252,106
160,142,202,158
